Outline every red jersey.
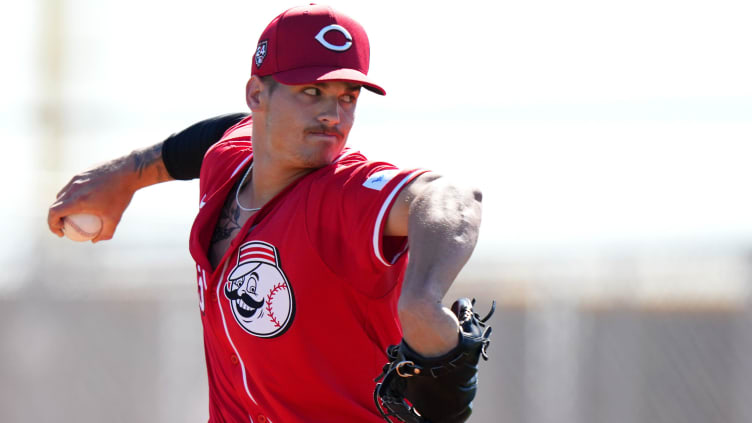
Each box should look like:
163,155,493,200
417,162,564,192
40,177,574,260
189,116,427,423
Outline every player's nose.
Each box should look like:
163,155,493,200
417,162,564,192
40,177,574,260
316,97,341,125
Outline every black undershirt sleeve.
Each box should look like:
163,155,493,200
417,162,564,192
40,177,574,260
161,112,249,180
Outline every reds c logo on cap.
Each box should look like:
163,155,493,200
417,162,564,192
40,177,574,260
314,24,352,52
251,4,386,95
224,241,295,338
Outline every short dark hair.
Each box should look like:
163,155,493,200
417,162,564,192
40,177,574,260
260,75,279,96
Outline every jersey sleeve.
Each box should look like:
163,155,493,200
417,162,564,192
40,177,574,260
161,113,249,180
306,154,428,295
198,116,254,198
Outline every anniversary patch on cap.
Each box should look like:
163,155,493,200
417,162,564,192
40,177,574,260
254,40,268,68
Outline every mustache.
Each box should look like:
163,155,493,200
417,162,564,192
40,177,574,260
305,124,343,138
224,285,265,309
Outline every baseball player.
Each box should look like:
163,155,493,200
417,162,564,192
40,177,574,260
49,5,492,422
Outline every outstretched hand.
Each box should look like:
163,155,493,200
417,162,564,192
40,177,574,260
48,161,137,243
48,143,173,242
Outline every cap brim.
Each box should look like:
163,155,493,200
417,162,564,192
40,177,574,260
272,67,386,95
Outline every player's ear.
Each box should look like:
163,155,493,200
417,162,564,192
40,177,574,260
246,75,265,111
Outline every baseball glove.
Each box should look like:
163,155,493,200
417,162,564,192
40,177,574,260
374,298,495,423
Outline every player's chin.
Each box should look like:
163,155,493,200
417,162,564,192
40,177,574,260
302,148,345,168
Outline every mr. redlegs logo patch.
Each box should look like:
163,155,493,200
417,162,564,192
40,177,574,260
224,241,295,337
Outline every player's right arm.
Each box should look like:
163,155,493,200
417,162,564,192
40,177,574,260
47,113,248,242
48,142,170,242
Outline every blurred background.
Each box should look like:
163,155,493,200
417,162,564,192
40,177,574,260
2,0,752,421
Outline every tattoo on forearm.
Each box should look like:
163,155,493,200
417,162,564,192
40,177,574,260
132,144,163,178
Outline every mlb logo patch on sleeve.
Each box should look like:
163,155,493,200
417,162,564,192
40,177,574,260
363,169,399,191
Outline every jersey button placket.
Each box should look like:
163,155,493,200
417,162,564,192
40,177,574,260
230,354,239,365
256,415,267,423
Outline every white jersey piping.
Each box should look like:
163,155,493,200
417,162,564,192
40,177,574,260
216,259,259,406
231,154,253,178
372,170,424,266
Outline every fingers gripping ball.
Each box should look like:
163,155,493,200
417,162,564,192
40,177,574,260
62,213,103,242
374,298,495,423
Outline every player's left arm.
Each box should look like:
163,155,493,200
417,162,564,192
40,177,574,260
384,172,483,357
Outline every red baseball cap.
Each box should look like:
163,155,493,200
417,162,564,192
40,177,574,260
252,4,386,95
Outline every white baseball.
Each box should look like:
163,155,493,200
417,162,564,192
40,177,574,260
62,213,103,242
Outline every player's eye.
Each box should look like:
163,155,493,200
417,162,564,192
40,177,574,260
341,94,355,103
303,87,320,96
